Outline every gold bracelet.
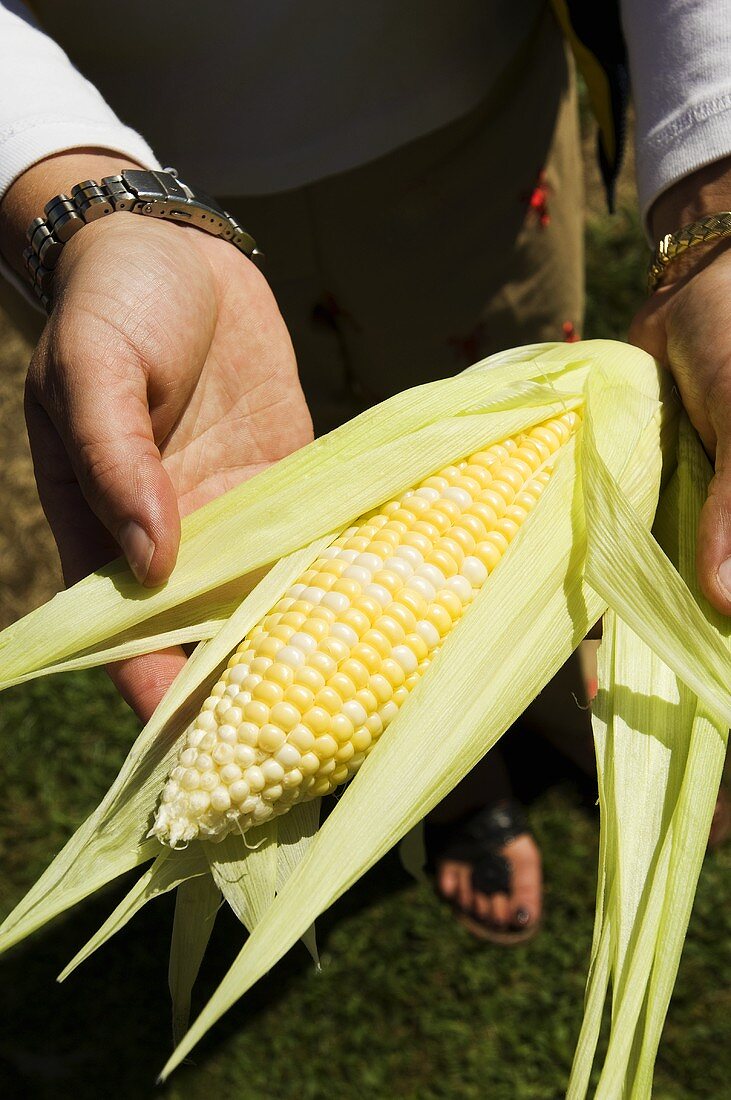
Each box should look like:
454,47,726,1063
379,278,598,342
647,210,731,292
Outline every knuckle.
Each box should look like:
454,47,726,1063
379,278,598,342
77,439,124,496
77,433,157,503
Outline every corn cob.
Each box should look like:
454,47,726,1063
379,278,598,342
152,409,580,846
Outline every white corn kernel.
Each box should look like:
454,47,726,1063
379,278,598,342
462,555,488,587
406,576,436,602
395,545,423,568
229,780,250,803
261,759,285,784
443,486,472,508
210,787,231,813
445,575,473,603
331,623,359,648
322,591,349,613
245,766,265,792
364,583,391,606
276,743,302,769
343,565,371,585
277,646,306,668
391,646,419,674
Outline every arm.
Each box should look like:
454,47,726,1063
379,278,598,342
0,3,160,272
622,0,731,612
0,9,313,717
630,161,731,614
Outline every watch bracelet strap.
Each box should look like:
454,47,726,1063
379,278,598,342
23,168,260,311
647,210,731,293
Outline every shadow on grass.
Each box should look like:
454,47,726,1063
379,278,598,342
0,843,418,1098
0,723,598,1100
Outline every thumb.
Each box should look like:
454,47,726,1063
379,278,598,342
696,374,731,614
26,335,181,587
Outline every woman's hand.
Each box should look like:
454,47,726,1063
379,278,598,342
631,247,731,611
629,156,731,616
2,153,313,719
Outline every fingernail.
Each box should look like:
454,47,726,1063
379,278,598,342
718,557,731,598
514,908,531,927
119,521,155,583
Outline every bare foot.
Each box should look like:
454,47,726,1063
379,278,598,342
436,832,543,943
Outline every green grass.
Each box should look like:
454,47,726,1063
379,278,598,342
0,671,729,1099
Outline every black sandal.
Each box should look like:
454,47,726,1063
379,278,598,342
424,800,541,944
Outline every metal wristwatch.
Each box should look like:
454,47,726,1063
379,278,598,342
23,167,261,310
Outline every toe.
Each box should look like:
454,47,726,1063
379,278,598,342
503,834,542,929
490,892,511,928
457,865,474,912
436,859,460,901
473,890,492,921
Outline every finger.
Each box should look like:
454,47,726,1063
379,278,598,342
697,384,731,613
25,396,119,584
107,646,188,723
26,333,181,587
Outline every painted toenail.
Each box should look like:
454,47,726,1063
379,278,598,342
515,908,531,926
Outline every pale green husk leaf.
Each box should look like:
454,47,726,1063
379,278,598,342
58,845,210,981
169,871,222,1046
568,415,729,1097
205,828,278,931
0,341,594,956
3,572,265,688
0,537,333,952
0,343,589,690
1,340,725,1096
204,800,321,961
159,346,669,1077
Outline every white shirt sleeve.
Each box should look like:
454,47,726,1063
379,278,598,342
0,2,160,303
622,0,731,234
0,3,160,199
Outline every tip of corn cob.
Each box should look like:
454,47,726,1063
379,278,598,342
150,410,581,847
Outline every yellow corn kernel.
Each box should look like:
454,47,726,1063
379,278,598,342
152,410,579,846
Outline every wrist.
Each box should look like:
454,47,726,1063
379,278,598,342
649,155,731,240
647,156,731,292
0,149,145,279
4,159,260,309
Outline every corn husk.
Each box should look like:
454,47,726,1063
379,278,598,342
568,414,729,1097
0,340,728,1095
